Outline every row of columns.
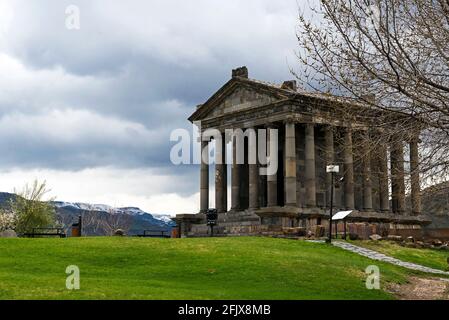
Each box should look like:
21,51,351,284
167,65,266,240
200,123,422,215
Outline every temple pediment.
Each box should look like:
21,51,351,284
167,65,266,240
189,77,292,122
206,85,281,117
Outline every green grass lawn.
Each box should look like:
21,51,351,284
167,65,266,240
353,240,449,272
0,237,426,300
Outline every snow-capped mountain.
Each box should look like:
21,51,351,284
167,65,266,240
0,193,176,236
53,201,113,212
152,214,175,224
53,201,174,226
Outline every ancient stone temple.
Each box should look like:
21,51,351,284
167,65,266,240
173,67,431,238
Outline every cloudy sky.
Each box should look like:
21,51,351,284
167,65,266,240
0,0,306,214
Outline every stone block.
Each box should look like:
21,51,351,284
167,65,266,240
422,242,432,249
387,235,403,241
378,224,389,237
282,227,306,236
369,234,382,241
405,236,415,243
315,225,325,237
348,223,371,240
349,233,359,240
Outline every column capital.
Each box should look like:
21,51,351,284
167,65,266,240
282,115,296,123
199,133,213,142
407,134,422,144
263,123,279,129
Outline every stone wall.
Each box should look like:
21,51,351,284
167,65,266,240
181,213,426,240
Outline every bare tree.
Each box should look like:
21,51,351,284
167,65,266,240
100,209,133,236
81,205,104,236
296,0,449,188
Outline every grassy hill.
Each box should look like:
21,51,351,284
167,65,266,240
0,237,432,300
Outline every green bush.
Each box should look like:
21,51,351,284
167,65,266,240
11,180,55,235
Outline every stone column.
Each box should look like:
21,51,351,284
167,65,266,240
222,145,228,212
305,124,316,207
231,136,240,211
362,131,373,211
267,127,278,207
410,136,422,215
284,122,297,207
377,143,390,212
391,140,406,214
249,129,260,209
200,140,209,213
343,128,355,210
215,134,226,213
324,126,334,208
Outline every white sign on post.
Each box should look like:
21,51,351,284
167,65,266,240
332,210,353,221
326,165,340,173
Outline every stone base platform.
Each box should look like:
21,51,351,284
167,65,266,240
172,207,432,239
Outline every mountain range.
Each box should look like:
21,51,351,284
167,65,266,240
0,192,175,236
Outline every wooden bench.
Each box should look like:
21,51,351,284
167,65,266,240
24,227,66,238
137,230,171,238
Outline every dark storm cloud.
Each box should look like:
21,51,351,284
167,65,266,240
0,0,300,182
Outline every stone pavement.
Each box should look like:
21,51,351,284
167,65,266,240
308,240,449,275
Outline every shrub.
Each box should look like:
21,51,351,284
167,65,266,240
0,210,16,232
11,180,56,235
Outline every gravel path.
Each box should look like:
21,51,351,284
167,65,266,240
331,241,449,275
388,276,449,300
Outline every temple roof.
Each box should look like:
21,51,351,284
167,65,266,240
188,67,364,122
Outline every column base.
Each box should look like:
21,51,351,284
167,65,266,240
285,203,297,207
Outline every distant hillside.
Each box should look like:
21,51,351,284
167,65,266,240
0,192,16,209
0,193,175,236
420,182,449,228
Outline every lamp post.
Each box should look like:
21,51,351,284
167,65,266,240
326,165,340,243
78,215,82,237
206,209,218,237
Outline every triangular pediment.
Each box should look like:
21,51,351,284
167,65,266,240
189,78,291,121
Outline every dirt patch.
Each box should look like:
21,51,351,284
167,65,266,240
388,276,449,300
